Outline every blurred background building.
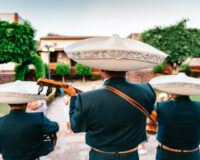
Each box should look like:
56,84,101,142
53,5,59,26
0,13,25,24
37,35,93,69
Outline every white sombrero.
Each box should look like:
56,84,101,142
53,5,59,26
0,81,47,104
64,34,167,71
149,73,200,96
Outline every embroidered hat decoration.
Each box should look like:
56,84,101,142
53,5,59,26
64,34,167,71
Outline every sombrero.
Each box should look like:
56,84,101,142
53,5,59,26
0,81,47,104
149,73,200,96
64,34,167,71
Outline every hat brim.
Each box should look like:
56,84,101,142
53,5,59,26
65,35,167,71
149,73,200,96
0,92,46,104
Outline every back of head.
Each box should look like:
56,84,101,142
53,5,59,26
102,70,126,78
9,103,27,107
9,103,27,110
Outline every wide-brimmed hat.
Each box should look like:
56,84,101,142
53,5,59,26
149,73,200,95
0,81,47,104
64,34,167,71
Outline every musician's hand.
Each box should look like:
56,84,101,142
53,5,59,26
64,84,76,97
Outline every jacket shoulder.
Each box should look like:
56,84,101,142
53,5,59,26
156,100,173,110
25,111,43,118
133,83,155,93
23,112,44,124
78,88,105,98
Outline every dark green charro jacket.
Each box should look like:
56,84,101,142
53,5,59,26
155,96,200,150
0,110,59,160
69,77,156,152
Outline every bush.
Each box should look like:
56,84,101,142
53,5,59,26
75,63,91,76
55,63,70,82
14,64,30,81
75,63,91,83
0,21,36,64
55,63,70,76
14,55,45,81
44,63,49,76
179,64,190,72
90,72,101,80
31,55,45,79
153,64,164,73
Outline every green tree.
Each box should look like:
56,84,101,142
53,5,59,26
75,63,91,83
140,19,200,73
55,63,70,82
44,63,49,77
31,55,45,79
0,21,36,64
14,64,30,81
0,21,42,80
14,55,45,80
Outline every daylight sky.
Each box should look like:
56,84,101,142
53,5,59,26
0,0,200,39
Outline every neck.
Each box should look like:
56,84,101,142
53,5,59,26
11,106,27,110
173,94,183,99
103,74,125,80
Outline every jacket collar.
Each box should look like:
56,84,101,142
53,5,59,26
10,109,26,114
104,77,127,86
174,96,190,101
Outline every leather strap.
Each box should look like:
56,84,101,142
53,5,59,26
104,86,157,126
158,143,199,153
93,146,138,154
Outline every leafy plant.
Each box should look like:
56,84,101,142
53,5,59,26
153,64,164,73
31,55,45,79
90,72,101,80
14,55,45,80
140,19,200,68
14,64,30,81
0,21,36,64
55,63,70,82
44,63,49,76
75,63,91,83
179,64,190,72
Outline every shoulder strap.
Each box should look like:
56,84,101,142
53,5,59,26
104,86,157,126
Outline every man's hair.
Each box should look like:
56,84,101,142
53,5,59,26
9,103,27,107
102,70,126,76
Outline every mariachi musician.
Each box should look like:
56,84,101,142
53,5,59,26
149,73,200,160
63,34,167,160
0,81,59,160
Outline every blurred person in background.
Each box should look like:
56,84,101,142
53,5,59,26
28,98,48,116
